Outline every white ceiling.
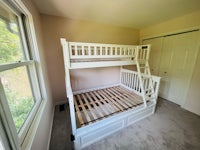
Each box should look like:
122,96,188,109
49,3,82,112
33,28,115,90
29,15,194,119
32,0,200,29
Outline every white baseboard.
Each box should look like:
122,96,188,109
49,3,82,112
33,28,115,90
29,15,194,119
55,100,68,106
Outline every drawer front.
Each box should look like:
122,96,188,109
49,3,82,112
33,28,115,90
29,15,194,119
127,107,153,126
81,120,125,148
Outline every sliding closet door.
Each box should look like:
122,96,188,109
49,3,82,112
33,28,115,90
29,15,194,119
142,37,163,75
159,31,199,105
157,36,173,101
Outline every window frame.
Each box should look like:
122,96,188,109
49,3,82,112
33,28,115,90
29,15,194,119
0,0,47,149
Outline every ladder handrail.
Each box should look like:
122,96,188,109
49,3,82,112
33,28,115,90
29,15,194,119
135,45,156,108
135,46,147,107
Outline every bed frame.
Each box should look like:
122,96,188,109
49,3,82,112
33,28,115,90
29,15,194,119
60,38,161,149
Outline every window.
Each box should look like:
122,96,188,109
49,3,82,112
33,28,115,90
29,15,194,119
0,0,42,145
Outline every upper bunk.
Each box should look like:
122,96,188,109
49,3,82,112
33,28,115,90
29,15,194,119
60,38,150,69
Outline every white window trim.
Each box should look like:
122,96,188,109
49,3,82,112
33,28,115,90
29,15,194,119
0,79,21,149
0,61,34,72
0,132,7,150
9,0,48,100
0,0,48,149
21,100,47,150
1,83,47,150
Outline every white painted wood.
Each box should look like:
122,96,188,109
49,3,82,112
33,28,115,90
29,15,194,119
68,42,137,60
0,121,11,150
142,37,163,75
61,38,71,68
0,80,20,150
69,60,136,69
22,100,47,150
136,47,147,107
65,69,77,135
0,61,34,72
76,103,155,149
120,69,160,100
73,84,120,95
60,39,161,150
81,120,125,148
127,106,154,126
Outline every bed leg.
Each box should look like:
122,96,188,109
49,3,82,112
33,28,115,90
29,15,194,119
71,134,75,141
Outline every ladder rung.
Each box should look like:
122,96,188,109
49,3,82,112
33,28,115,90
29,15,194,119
140,66,148,69
138,61,146,64
145,97,155,101
142,76,151,79
145,88,154,92
146,92,154,96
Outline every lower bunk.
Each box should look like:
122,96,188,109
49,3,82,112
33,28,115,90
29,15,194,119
74,96,155,149
69,69,160,149
74,85,144,127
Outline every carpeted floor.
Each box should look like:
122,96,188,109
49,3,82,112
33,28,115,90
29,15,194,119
50,98,200,150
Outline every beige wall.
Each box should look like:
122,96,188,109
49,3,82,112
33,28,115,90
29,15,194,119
40,14,139,102
21,0,54,150
140,10,200,38
140,10,200,115
70,67,120,91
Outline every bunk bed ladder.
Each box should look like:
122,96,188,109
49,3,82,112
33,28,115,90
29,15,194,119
136,45,156,107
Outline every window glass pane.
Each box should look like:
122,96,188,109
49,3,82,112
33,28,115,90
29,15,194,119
0,4,24,64
0,66,35,132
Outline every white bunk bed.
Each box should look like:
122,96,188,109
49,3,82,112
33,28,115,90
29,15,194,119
60,38,161,149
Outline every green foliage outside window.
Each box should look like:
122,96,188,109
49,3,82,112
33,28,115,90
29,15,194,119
0,19,23,64
5,88,34,131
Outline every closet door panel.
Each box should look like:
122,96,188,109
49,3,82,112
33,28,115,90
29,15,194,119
159,31,199,105
158,36,173,99
142,37,163,75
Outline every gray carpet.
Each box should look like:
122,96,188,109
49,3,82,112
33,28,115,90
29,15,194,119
49,103,74,150
50,98,200,150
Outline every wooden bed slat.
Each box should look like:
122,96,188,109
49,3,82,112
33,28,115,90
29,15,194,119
84,93,105,117
93,91,118,112
103,89,129,109
115,87,140,103
86,92,110,116
81,94,98,120
107,88,135,107
76,95,92,123
97,90,124,111
73,96,84,125
115,86,142,104
74,86,144,127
